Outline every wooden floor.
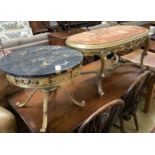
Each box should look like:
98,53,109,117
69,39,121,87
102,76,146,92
8,60,143,133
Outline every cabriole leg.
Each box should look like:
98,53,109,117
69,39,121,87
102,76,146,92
16,89,38,108
59,87,85,107
140,37,149,70
40,90,49,132
98,51,105,96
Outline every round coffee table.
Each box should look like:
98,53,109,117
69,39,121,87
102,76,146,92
66,25,149,96
0,45,84,132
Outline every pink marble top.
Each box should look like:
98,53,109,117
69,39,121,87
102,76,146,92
67,25,148,45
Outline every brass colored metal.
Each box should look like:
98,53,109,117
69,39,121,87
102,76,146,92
16,89,38,107
40,89,50,133
40,92,48,132
66,33,148,51
67,36,148,57
6,65,81,89
59,87,85,107
98,51,105,96
66,29,149,96
6,63,83,132
140,37,150,70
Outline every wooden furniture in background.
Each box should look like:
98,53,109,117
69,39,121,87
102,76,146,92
122,49,155,113
48,28,86,46
29,21,50,34
75,99,124,133
120,70,151,132
57,21,101,31
119,21,152,28
48,28,95,65
8,61,144,133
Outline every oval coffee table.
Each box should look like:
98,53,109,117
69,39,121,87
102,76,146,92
66,25,149,96
0,45,84,132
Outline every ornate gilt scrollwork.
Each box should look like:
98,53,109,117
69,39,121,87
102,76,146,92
74,35,149,97
80,36,148,56
6,65,81,89
6,64,83,133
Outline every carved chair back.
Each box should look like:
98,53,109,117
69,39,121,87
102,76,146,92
121,70,152,118
76,99,124,133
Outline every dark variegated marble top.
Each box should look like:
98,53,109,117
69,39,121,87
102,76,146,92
0,45,83,77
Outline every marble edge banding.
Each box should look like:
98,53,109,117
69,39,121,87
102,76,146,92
3,61,83,78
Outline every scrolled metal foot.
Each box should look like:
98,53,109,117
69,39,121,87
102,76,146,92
16,89,38,108
40,128,46,133
98,77,104,96
16,102,27,108
59,87,86,107
98,89,104,96
71,98,86,107
101,73,105,78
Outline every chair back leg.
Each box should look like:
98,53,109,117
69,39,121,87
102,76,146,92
133,113,138,131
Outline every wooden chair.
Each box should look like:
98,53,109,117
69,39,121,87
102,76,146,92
120,70,152,132
74,99,124,133
122,49,155,113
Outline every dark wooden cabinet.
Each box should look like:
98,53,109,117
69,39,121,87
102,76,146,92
57,21,101,31
29,21,50,34
48,28,86,46
48,28,96,65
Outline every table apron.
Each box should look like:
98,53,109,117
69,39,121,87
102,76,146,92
77,36,148,56
6,66,81,89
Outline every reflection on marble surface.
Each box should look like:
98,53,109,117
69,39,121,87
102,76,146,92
0,45,83,77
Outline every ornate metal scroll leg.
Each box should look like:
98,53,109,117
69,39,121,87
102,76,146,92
59,87,85,107
40,90,49,133
40,88,57,133
16,89,38,108
98,51,105,96
140,37,150,70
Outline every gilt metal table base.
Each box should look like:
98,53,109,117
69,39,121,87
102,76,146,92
0,45,84,133
66,26,149,97
79,36,150,96
16,89,38,108
40,89,55,133
15,86,85,132
6,62,84,132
